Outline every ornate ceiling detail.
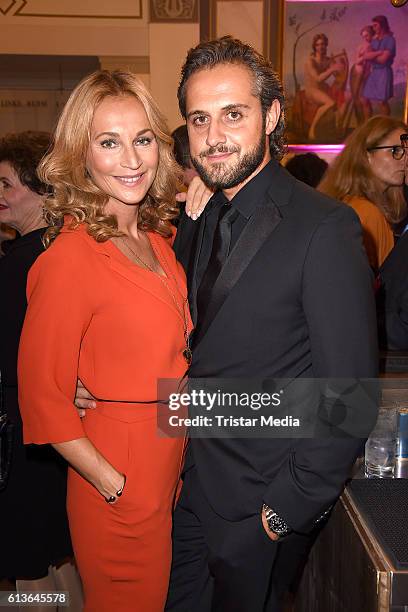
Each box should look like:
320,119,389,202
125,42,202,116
150,0,198,22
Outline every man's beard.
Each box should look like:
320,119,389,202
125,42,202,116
191,131,266,190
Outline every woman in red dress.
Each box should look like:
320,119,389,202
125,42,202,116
18,70,193,612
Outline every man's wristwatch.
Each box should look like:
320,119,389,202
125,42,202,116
262,504,292,537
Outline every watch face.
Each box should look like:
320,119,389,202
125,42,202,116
268,520,288,535
265,512,290,535
263,504,292,536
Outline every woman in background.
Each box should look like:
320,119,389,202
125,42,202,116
0,131,81,611
18,71,193,612
319,115,407,271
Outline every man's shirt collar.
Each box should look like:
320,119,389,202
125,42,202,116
204,159,277,219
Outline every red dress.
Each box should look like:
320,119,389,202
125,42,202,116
18,222,192,611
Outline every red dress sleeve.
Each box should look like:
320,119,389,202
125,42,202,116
18,234,93,444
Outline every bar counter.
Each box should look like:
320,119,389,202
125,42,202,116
294,469,408,612
294,470,408,612
293,363,408,612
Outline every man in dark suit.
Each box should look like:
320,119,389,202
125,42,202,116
377,132,408,350
165,37,378,611
377,230,408,349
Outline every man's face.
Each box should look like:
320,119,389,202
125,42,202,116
185,64,280,196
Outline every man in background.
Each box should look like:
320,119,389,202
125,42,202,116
172,124,198,187
377,131,408,350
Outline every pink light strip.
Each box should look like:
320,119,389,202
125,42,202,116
288,144,345,153
286,0,373,2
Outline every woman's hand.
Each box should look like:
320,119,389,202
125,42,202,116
52,438,126,503
97,461,126,504
176,176,214,220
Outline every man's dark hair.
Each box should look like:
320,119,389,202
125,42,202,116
285,153,328,188
0,131,51,195
171,125,192,169
177,36,286,159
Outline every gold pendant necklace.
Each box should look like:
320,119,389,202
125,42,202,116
119,235,192,365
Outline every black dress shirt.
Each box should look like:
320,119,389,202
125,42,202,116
195,160,276,301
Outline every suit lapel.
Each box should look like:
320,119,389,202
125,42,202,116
193,200,282,347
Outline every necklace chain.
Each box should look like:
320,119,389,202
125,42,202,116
119,235,192,365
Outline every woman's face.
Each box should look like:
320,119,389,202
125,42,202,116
361,29,372,43
86,95,159,215
0,161,42,233
368,128,407,189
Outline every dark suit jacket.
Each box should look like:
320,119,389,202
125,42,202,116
378,231,408,350
173,161,378,534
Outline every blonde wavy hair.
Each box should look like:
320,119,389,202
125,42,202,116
318,115,407,225
39,70,181,245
